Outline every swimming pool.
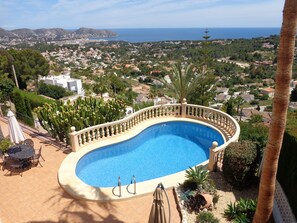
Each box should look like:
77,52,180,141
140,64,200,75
75,121,224,187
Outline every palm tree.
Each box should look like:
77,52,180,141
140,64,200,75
253,1,297,222
164,63,195,103
93,75,110,97
234,96,245,115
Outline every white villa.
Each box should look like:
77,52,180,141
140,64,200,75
39,70,83,95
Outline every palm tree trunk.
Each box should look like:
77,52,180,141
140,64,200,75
253,1,297,222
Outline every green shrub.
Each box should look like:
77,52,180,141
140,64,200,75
239,122,268,156
13,88,56,109
286,110,297,137
38,81,73,100
24,96,34,126
180,180,197,192
224,198,257,223
133,101,154,111
249,114,263,124
196,212,219,223
212,193,220,207
0,139,12,153
222,140,257,187
12,90,34,126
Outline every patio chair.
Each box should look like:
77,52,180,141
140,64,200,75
0,150,8,171
23,138,34,148
31,146,44,167
35,145,45,161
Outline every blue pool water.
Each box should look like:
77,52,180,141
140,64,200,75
76,121,224,187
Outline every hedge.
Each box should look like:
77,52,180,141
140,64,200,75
12,90,34,126
223,140,258,188
13,88,56,109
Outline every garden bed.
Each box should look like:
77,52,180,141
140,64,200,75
175,172,259,223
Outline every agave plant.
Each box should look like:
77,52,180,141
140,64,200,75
237,198,257,213
224,198,257,222
224,202,238,220
234,213,250,223
185,166,209,189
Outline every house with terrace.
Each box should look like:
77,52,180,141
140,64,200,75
39,69,84,95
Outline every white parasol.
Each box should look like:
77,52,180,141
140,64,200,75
7,110,25,144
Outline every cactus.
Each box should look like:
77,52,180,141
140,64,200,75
33,97,126,145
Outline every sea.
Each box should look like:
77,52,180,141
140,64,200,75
98,28,281,43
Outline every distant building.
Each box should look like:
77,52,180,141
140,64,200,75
241,108,272,123
239,93,255,102
215,93,231,102
263,78,275,86
210,103,223,109
136,94,150,103
39,70,83,95
260,87,275,98
215,87,229,94
262,42,275,49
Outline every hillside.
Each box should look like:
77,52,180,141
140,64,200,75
0,27,117,40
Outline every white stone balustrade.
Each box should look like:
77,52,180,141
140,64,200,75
69,100,240,171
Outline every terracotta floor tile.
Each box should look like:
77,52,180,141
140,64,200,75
0,118,181,223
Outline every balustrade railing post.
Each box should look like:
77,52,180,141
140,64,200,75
70,126,79,152
181,98,187,117
207,141,218,171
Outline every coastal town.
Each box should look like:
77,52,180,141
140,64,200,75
2,0,297,222
0,27,297,223
3,31,297,123
1,27,297,133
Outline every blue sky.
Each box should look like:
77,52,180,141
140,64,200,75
1,0,284,30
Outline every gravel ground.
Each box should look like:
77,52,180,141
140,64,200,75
184,172,259,223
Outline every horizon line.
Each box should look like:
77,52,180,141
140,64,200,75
2,26,281,31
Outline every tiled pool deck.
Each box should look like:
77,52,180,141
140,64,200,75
0,118,181,223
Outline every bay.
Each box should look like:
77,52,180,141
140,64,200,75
97,27,280,43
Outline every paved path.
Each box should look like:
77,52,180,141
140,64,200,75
0,118,181,223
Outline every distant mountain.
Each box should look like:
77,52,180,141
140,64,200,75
74,27,115,37
34,28,69,36
0,27,117,40
11,28,36,37
0,28,14,37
